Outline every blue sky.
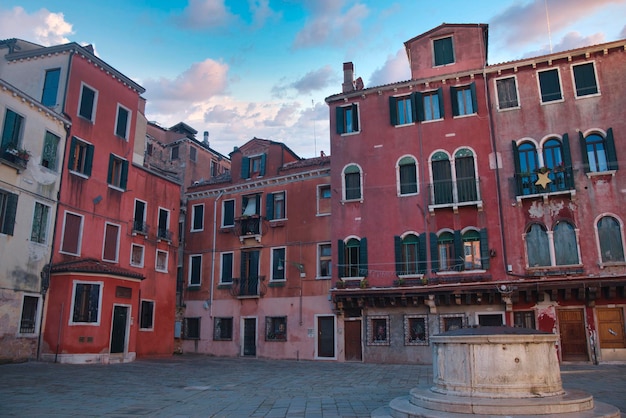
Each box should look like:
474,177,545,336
1,0,625,158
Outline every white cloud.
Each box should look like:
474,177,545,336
249,0,279,29
521,31,606,58
0,6,73,45
368,48,410,87
173,0,237,30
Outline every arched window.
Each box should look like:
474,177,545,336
396,234,420,275
343,164,362,201
526,223,550,267
337,238,368,278
543,138,563,168
518,142,538,174
437,231,456,271
431,152,452,204
580,129,617,173
462,230,482,270
455,148,477,202
398,156,418,195
597,216,625,263
553,221,579,265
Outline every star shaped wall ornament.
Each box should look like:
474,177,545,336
535,171,552,189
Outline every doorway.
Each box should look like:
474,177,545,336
317,316,335,358
558,309,589,361
110,305,129,354
344,319,362,361
242,317,256,356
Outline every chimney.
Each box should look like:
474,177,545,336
342,62,355,93
203,131,209,146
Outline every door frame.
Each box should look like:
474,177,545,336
557,307,590,362
240,316,257,357
315,314,336,360
110,304,131,355
343,317,363,362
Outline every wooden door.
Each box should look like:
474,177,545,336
597,307,626,348
558,309,589,361
344,320,362,361
317,316,335,358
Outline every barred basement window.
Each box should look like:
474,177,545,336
184,317,200,339
266,316,287,341
213,317,233,340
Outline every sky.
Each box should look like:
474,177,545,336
1,1,625,159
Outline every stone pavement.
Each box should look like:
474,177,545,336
0,355,624,417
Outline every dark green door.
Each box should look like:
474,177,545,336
110,306,128,354
318,316,335,358
243,318,256,356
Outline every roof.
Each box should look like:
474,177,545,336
50,258,144,280
230,137,302,161
279,155,330,172
403,23,488,46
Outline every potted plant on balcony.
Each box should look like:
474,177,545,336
17,148,30,161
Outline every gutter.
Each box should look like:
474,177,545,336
209,191,224,317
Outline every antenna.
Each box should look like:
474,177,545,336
545,0,553,53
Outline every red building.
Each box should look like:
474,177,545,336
182,138,334,360
0,40,181,363
486,38,626,362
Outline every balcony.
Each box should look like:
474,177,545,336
514,167,575,202
157,227,173,242
0,148,30,173
229,276,266,298
131,220,149,236
428,178,482,212
235,215,261,242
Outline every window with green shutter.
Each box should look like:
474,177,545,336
572,62,598,97
1,109,24,150
433,36,454,66
538,69,562,102
41,131,60,170
78,84,96,121
107,154,128,190
0,189,18,236
68,136,94,176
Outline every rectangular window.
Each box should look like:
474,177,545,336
496,76,519,109
133,199,147,235
68,137,94,177
478,313,504,326
405,315,428,345
78,84,97,121
267,191,285,221
422,90,443,121
156,249,168,272
336,103,359,134
107,154,128,190
130,244,145,267
41,68,61,107
390,95,414,125
317,184,331,215
140,300,154,330
157,208,171,241
31,202,50,244
190,146,197,162
213,317,233,340
115,104,130,139
271,247,286,281
538,68,562,103
183,317,200,339
451,83,477,116
441,315,465,332
220,252,233,284
222,199,235,227
368,315,390,345
266,316,287,341
0,189,18,236
191,204,204,231
318,243,332,278
572,62,598,97
189,255,202,286
41,131,60,170
433,36,454,66
61,211,83,255
1,108,24,151
71,282,101,324
170,145,179,161
19,295,39,334
241,154,266,178
102,223,120,262
514,311,536,329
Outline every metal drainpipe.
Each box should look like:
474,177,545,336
209,191,224,317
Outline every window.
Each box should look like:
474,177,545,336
156,249,168,272
398,156,418,195
190,146,197,162
437,231,456,271
183,317,200,339
478,313,504,326
40,131,60,171
554,221,580,266
214,317,233,340
336,103,359,134
240,250,261,296
338,237,368,278
451,83,477,116
146,142,153,156
318,243,332,278
431,228,489,272
0,189,17,236
266,191,285,220
525,222,580,267
220,252,233,284
157,208,171,241
41,68,61,107
140,300,154,330
78,84,97,121
514,311,536,329
107,155,128,190
31,202,50,244
441,314,465,332
130,244,145,267
222,200,235,227
241,154,266,178
538,68,562,103
133,199,147,234
191,204,204,231
496,76,519,109
19,295,39,334
68,137,94,176
389,95,415,126
431,152,453,205
343,164,362,201
572,62,598,97
405,315,428,345
419,88,444,121
433,36,454,66
462,230,482,270
597,216,625,263
317,184,331,215
71,282,102,324
1,108,24,151
102,223,120,262
265,316,287,341
170,145,179,161
114,104,130,139
395,234,425,275
580,129,617,173
60,211,83,255
526,223,550,267
189,255,202,286
455,148,478,202
368,316,390,345
271,247,286,281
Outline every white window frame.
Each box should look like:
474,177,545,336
317,242,332,279
220,251,234,284
342,163,364,203
317,184,331,216
270,246,287,282
77,82,98,122
222,199,235,227
133,198,147,235
30,201,51,245
114,103,131,140
537,67,564,104
155,249,169,273
475,311,505,327
432,35,455,67
571,61,601,99
188,254,202,286
494,75,521,111
139,299,155,331
130,243,145,267
60,210,84,256
190,203,204,232
157,207,171,241
396,155,419,197
102,222,121,263
69,280,104,326
17,293,41,336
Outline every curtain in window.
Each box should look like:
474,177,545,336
554,221,579,265
526,224,550,267
399,157,417,194
598,217,625,263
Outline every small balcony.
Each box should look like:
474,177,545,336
229,276,266,298
157,227,173,242
235,215,261,242
0,148,30,173
513,167,575,202
428,178,482,212
131,220,149,236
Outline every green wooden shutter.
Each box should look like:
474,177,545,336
84,143,94,176
107,154,114,184
389,96,398,126
430,232,439,272
418,234,427,274
68,137,77,170
414,91,424,122
394,236,402,275
351,104,359,132
480,228,490,269
2,192,18,235
470,82,478,114
266,193,274,220
437,87,445,118
359,237,368,277
454,230,463,271
260,154,267,176
578,131,590,173
120,160,129,190
336,107,345,134
410,92,418,122
241,156,249,179
606,128,618,171
450,86,459,116
562,133,572,167
337,240,345,278
512,141,521,194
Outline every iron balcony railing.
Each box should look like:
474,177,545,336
236,215,261,236
132,220,149,235
428,177,481,207
514,167,574,197
229,276,266,298
157,228,173,241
